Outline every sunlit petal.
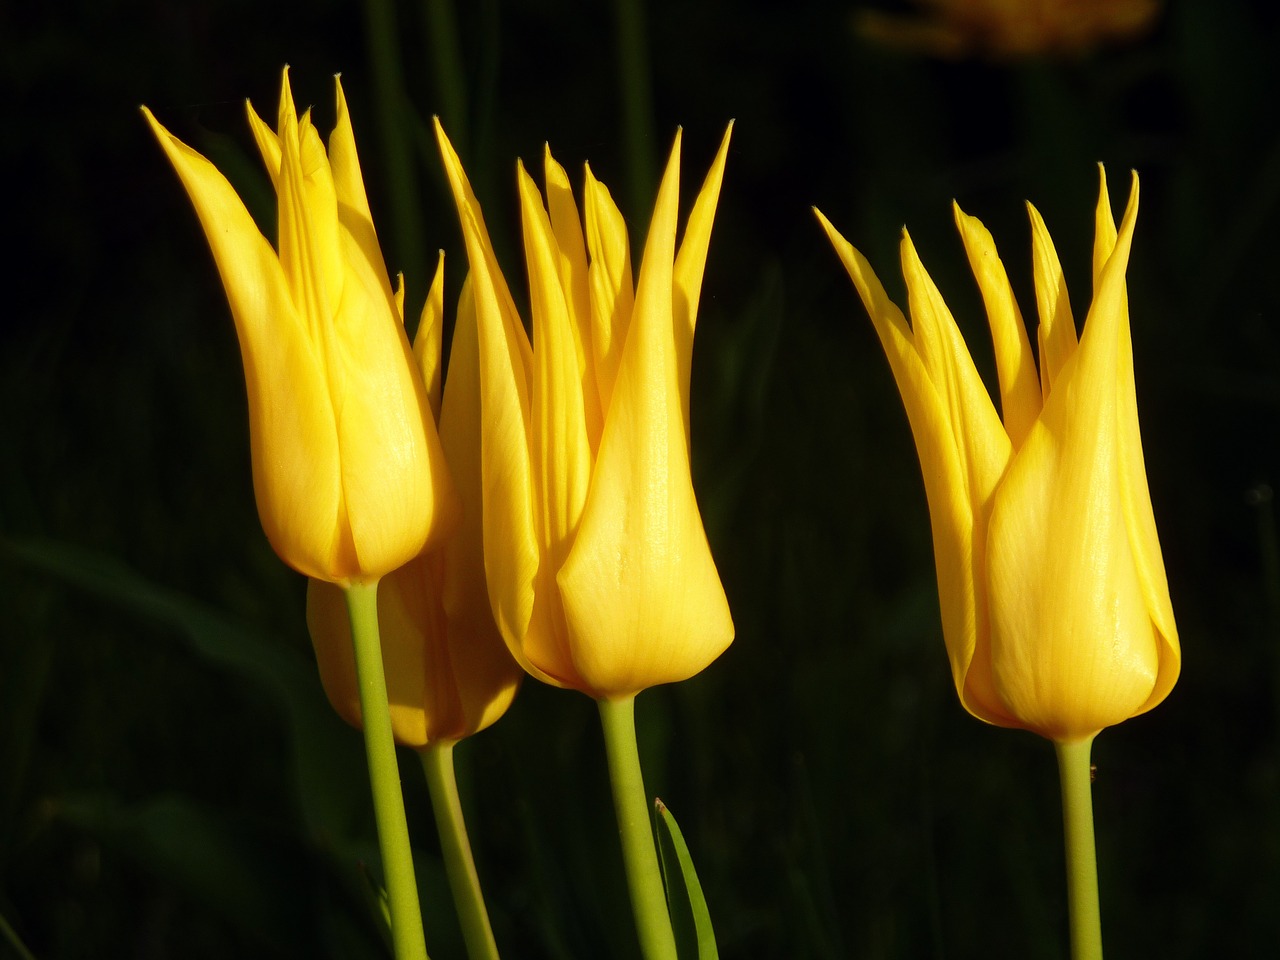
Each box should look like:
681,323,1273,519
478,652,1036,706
558,134,733,695
673,123,733,435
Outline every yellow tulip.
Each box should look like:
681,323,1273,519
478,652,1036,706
816,169,1180,742
433,122,736,700
143,70,456,584
306,256,522,745
857,0,1162,59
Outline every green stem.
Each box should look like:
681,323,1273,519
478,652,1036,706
0,911,37,960
420,742,500,960
597,695,677,960
345,580,430,960
1055,736,1103,960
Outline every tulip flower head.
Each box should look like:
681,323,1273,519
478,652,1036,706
434,122,736,701
816,169,1180,743
144,70,456,584
306,258,523,746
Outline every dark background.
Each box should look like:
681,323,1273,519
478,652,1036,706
4,1,1278,956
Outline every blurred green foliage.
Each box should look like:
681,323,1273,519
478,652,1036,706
3,0,1279,956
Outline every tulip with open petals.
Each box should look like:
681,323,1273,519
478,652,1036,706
816,170,1180,743
434,122,735,701
144,70,456,584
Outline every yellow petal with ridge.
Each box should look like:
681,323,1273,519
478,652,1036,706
986,176,1161,741
518,162,594,688
558,133,733,698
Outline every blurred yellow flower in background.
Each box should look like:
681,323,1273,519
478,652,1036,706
307,258,522,746
434,122,735,701
816,169,1180,742
144,70,456,584
857,0,1162,59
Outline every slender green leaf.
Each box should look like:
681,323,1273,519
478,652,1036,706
0,909,38,960
654,798,718,960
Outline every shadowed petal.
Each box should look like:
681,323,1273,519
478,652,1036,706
435,120,543,674
1028,202,1077,399
954,203,1040,448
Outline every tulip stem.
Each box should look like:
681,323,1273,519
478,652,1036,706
598,695,678,960
345,580,430,960
1055,736,1103,960
420,742,501,960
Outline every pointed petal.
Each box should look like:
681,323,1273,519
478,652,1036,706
583,164,635,416
518,162,594,684
814,208,1016,727
434,120,541,663
1028,201,1077,399
433,119,533,379
414,252,446,421
275,72,343,328
143,105,295,364
558,139,734,698
326,192,456,576
986,180,1165,740
1109,173,1180,712
245,97,281,190
438,276,525,732
954,203,1040,449
143,105,349,581
518,164,593,557
1085,170,1173,690
1092,164,1118,290
899,231,1012,507
543,146,603,448
673,122,733,434
329,75,395,306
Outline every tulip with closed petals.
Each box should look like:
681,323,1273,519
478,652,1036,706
144,70,456,585
434,122,735,702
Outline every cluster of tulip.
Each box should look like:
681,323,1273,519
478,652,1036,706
145,69,1178,960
